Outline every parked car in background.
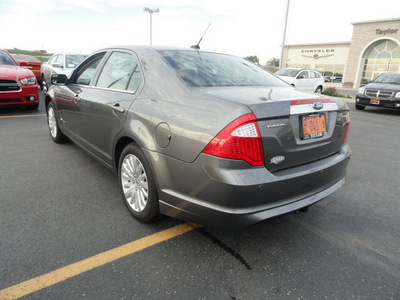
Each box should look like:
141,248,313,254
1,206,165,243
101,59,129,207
0,49,39,110
11,54,42,87
356,72,400,110
275,68,325,93
41,53,87,92
45,46,350,228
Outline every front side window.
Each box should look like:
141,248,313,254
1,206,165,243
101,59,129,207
275,68,300,77
48,55,58,65
72,53,105,86
55,55,64,66
160,50,286,87
96,51,138,90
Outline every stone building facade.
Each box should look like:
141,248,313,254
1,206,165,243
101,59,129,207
282,18,400,88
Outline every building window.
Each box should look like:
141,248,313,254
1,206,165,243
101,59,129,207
360,40,400,86
316,64,344,83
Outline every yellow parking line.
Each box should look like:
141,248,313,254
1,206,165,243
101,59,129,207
0,222,200,300
0,114,46,119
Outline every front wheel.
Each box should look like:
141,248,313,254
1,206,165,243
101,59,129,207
355,104,366,110
41,76,48,93
118,143,159,222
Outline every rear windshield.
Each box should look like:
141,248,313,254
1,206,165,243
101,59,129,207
0,51,18,66
159,50,286,87
11,54,41,63
274,68,300,77
373,73,400,85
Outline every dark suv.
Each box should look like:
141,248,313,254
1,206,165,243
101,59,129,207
356,73,400,110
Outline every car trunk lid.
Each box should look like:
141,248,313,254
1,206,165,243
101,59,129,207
195,86,349,172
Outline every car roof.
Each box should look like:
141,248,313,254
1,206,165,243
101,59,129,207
94,45,231,57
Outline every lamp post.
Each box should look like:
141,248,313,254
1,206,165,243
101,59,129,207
143,7,159,45
279,0,290,68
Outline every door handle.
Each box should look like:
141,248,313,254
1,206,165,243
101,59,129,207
109,103,125,113
73,94,81,105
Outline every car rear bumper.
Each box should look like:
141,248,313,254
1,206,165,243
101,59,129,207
356,95,400,109
146,144,351,228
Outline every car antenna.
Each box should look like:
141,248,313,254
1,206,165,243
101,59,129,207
191,23,211,50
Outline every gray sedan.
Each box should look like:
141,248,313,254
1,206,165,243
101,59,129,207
45,46,351,228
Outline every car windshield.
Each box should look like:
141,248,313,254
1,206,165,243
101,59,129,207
66,55,88,68
274,68,300,77
159,50,286,87
373,73,400,85
0,51,18,66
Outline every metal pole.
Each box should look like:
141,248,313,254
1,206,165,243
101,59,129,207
150,12,152,45
279,0,290,68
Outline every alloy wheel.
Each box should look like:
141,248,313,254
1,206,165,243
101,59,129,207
121,154,149,212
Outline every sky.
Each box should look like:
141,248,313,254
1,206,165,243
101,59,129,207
0,0,399,64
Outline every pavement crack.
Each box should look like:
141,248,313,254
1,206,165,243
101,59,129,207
196,227,252,270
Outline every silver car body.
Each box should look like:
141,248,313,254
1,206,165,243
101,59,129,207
45,46,350,228
41,53,87,90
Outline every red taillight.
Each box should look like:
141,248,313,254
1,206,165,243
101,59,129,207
343,111,350,145
202,113,264,166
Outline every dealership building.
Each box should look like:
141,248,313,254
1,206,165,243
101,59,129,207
281,18,400,88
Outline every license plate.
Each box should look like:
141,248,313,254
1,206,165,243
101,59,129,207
370,99,380,105
302,114,327,139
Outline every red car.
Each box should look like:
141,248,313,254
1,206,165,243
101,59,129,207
11,54,43,86
0,49,39,110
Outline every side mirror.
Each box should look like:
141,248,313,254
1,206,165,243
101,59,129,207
19,61,28,67
52,63,63,68
51,74,68,85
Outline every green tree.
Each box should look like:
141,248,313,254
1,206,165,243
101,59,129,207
266,57,280,67
244,55,259,64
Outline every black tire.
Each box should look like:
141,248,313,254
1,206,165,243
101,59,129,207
315,86,323,93
355,104,366,110
47,102,68,143
118,143,159,222
42,75,48,93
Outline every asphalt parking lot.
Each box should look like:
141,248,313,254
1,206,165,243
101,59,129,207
1,91,399,299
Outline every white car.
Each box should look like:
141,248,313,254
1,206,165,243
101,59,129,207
275,68,325,93
40,53,87,92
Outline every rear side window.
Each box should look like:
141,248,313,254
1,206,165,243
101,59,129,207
160,50,286,87
297,71,309,79
310,71,317,78
96,51,139,91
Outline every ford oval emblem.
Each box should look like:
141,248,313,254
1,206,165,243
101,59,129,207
313,102,324,110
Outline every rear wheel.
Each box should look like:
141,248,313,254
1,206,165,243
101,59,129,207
47,102,68,143
118,143,159,222
315,86,323,93
355,104,366,110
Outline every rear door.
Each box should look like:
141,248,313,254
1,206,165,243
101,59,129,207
295,70,312,91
